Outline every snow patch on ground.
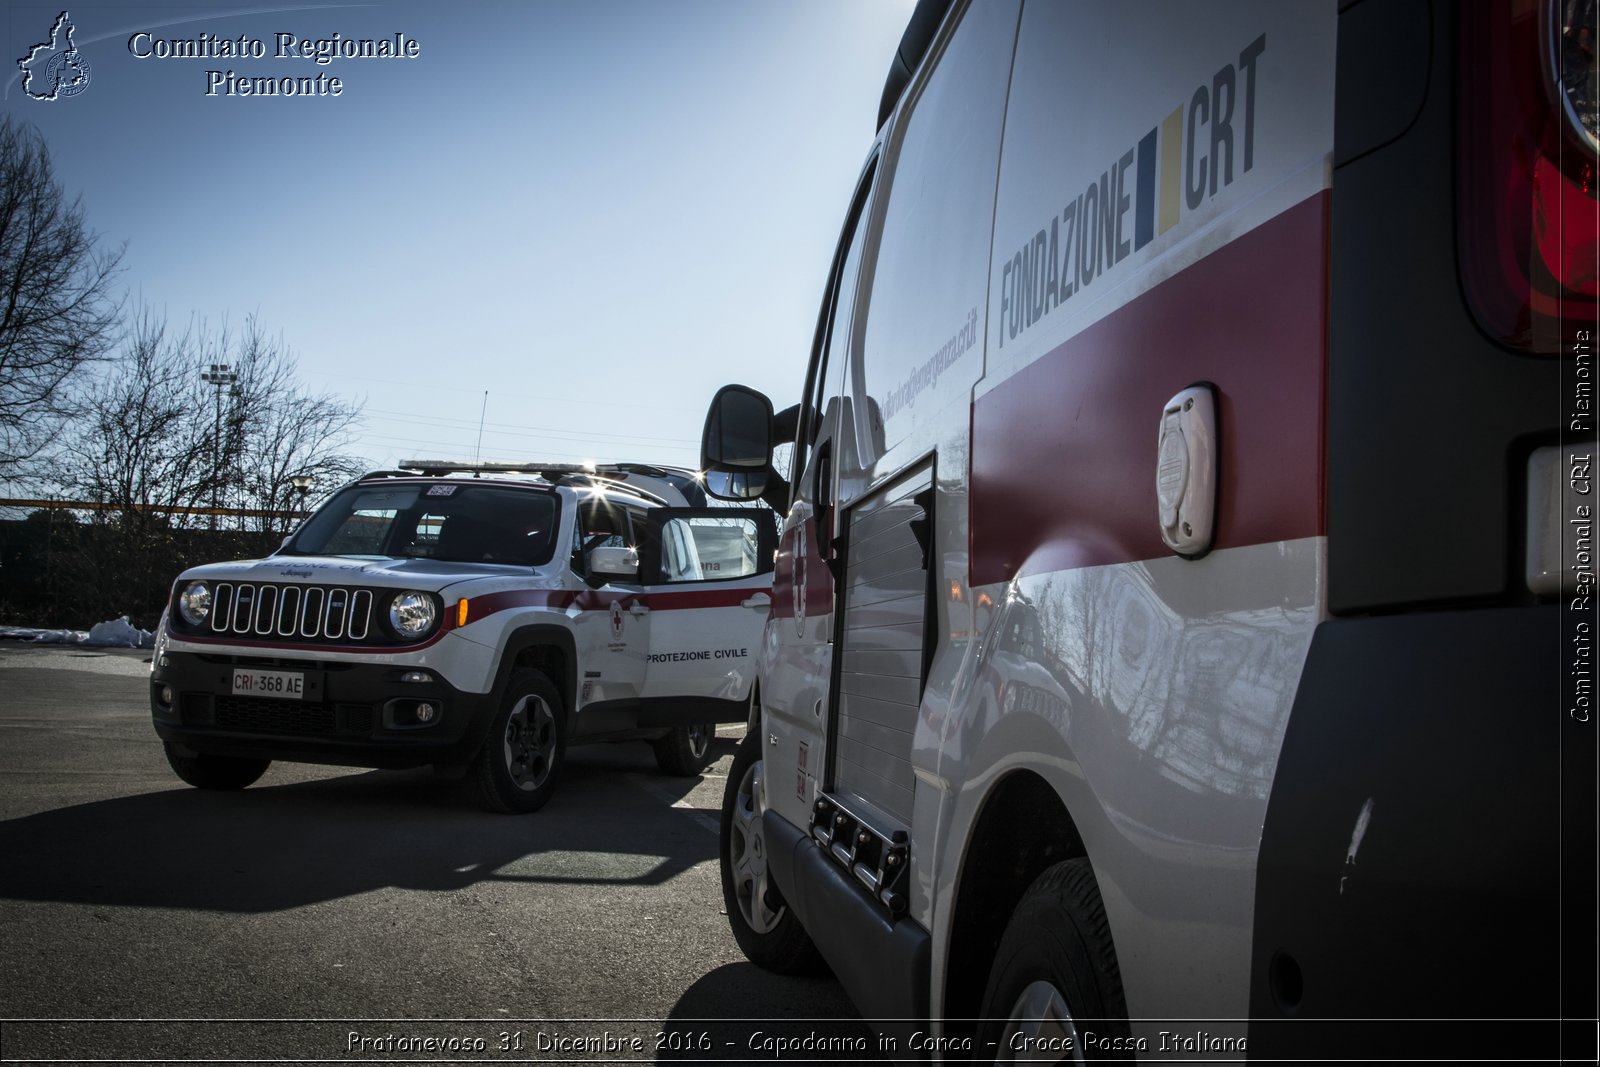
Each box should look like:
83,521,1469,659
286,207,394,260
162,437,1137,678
0,616,156,648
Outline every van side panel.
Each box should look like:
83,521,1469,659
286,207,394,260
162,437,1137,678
979,0,1336,387
831,0,1022,936
969,191,1327,583
971,0,1335,583
938,0,1336,1031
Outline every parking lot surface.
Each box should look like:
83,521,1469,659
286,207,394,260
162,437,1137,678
0,643,874,1063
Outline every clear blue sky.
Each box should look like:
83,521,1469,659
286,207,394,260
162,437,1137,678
3,0,914,473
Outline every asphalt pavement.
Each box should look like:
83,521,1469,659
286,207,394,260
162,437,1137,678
0,643,875,1064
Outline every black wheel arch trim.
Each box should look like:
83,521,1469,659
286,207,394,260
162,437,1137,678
493,625,577,729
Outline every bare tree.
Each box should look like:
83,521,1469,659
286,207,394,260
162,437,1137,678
62,309,364,522
48,307,364,623
76,308,214,522
48,310,226,624
222,315,366,536
0,114,123,473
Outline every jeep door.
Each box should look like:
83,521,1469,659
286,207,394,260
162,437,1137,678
570,495,651,710
633,507,777,718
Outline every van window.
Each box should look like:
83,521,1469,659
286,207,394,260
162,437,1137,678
857,0,1019,448
795,161,878,503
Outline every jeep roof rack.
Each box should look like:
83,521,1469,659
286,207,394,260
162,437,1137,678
557,473,668,506
379,459,676,507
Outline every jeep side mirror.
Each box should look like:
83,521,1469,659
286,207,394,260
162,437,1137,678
586,545,639,586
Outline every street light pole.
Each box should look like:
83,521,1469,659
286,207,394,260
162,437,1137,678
290,475,313,522
200,364,237,531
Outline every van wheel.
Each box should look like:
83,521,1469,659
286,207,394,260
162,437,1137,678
720,730,821,973
653,722,713,776
163,743,270,790
472,670,565,813
977,858,1132,1060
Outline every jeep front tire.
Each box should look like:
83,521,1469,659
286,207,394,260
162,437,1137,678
473,669,565,813
163,743,270,790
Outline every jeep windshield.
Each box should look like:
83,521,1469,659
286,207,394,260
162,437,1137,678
285,483,559,566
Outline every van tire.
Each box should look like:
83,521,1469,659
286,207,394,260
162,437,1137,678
976,858,1132,1057
653,722,713,776
720,730,821,973
472,670,565,813
163,743,270,790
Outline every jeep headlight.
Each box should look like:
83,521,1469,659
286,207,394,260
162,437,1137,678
388,591,438,639
177,581,212,626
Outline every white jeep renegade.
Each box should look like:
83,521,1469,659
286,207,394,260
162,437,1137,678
150,462,776,813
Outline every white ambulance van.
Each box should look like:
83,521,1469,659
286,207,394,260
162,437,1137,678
700,0,1597,1059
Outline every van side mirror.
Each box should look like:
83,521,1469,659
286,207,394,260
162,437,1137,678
703,385,773,468
702,386,773,502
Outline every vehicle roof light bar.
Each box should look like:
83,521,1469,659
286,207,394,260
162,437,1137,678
397,459,597,479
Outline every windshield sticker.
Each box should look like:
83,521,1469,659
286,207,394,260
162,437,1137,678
425,484,458,496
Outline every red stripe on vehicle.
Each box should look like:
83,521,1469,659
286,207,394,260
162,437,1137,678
462,585,769,625
970,192,1328,587
644,586,771,611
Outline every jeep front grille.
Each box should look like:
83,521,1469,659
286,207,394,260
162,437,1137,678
208,583,374,642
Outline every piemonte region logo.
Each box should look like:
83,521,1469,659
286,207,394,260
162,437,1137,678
18,12,92,101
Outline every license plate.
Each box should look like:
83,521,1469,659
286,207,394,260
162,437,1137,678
231,668,304,700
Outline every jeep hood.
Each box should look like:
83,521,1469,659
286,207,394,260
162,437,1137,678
175,555,553,589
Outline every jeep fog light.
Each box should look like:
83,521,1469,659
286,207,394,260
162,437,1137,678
177,581,211,626
384,698,443,729
388,591,438,639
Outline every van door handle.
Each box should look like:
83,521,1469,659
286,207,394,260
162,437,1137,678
741,593,771,609
813,439,834,561
629,603,650,617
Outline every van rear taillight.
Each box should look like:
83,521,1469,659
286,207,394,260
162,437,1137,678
1458,1,1598,355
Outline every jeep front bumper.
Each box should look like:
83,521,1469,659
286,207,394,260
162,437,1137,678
150,650,498,770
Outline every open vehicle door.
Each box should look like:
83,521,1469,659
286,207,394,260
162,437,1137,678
632,508,778,719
